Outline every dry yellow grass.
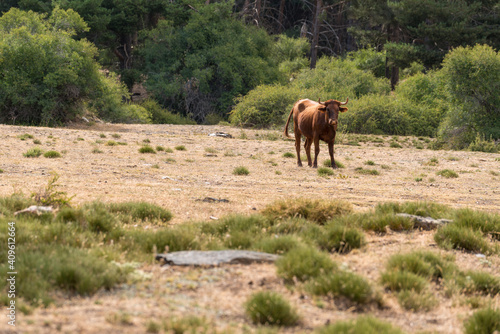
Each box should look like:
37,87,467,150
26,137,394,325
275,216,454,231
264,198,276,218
0,123,499,333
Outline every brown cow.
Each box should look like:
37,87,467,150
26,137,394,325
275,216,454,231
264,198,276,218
284,98,348,168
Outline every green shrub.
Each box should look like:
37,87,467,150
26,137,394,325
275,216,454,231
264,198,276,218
342,94,411,136
317,167,335,177
316,222,365,253
358,213,414,232
460,271,500,295
163,316,213,334
464,307,500,334
230,84,298,127
437,169,458,178
323,159,345,168
23,147,43,158
275,246,336,283
355,167,379,175
43,150,61,158
375,201,451,218
245,291,299,326
106,202,172,224
381,271,428,293
140,99,195,125
396,290,437,312
307,271,374,305
468,133,499,153
385,251,456,280
175,145,186,151
434,224,492,254
233,166,250,175
254,236,302,255
316,316,404,334
283,152,295,158
262,198,352,224
18,133,34,140
0,245,130,306
439,45,500,148
139,145,156,154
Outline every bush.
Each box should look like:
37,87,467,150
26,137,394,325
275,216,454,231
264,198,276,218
307,271,374,305
275,246,336,283
262,198,353,224
342,94,412,135
317,167,335,177
139,145,156,154
245,291,299,326
468,133,499,153
142,2,282,123
233,166,249,175
316,316,404,334
140,99,195,125
464,307,500,334
316,222,365,253
23,147,43,158
106,202,172,224
438,45,500,148
0,8,137,126
43,150,61,158
229,84,299,127
437,169,458,178
434,224,492,254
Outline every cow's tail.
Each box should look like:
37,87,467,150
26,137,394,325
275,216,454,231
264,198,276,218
283,106,294,139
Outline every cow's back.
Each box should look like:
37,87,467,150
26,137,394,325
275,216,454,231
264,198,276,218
295,99,318,113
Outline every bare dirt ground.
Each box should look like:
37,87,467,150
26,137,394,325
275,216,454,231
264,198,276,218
0,123,499,334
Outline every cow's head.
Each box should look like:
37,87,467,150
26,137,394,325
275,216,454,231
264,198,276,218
318,98,348,130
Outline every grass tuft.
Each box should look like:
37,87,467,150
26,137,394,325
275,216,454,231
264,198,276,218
43,150,61,158
233,166,249,175
317,167,335,177
316,316,404,334
139,145,156,154
464,307,500,334
245,291,299,326
175,145,186,151
23,147,43,158
262,198,352,224
307,270,374,305
276,246,336,283
437,169,458,178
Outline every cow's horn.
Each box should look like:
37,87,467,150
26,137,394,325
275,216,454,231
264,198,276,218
340,97,349,105
318,98,325,105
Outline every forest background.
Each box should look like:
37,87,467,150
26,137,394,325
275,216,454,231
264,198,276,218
0,0,499,150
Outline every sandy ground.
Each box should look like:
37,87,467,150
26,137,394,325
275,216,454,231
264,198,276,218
0,123,499,334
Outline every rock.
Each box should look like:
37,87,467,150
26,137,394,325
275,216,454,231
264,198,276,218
396,213,453,230
14,205,53,216
196,197,229,203
208,132,233,138
156,250,279,266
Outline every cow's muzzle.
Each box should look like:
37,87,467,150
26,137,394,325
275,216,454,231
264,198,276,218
329,120,337,126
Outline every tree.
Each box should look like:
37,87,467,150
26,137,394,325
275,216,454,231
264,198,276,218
438,44,500,147
0,8,142,125
140,1,281,123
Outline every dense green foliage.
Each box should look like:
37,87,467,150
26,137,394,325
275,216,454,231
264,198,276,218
0,2,498,150
140,1,281,123
0,8,146,125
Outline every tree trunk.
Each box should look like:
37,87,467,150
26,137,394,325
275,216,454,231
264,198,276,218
310,0,322,69
255,0,262,26
278,0,285,33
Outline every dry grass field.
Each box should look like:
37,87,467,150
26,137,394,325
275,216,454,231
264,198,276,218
0,122,499,334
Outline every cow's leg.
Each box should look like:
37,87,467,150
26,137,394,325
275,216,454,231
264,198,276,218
313,135,320,168
295,132,302,167
304,138,312,167
328,141,337,169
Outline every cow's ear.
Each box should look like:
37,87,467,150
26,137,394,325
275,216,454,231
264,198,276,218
318,106,327,112
340,107,348,113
